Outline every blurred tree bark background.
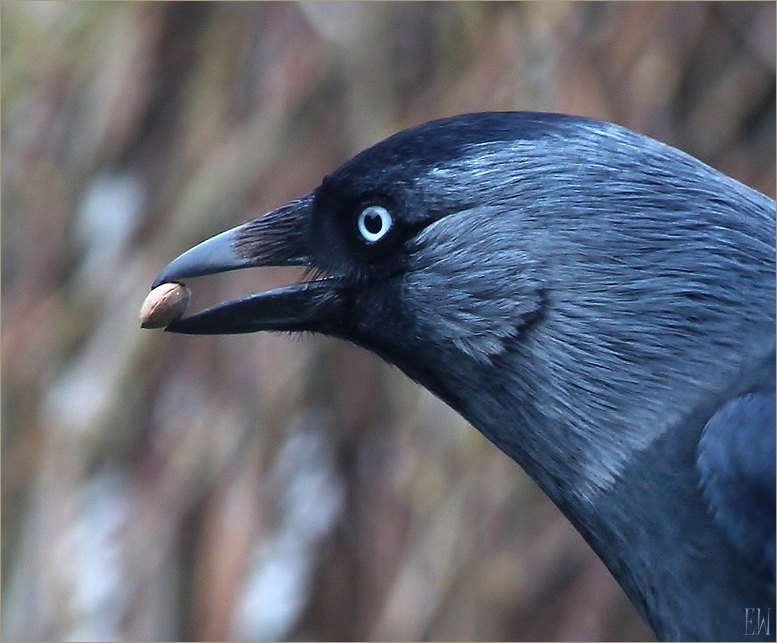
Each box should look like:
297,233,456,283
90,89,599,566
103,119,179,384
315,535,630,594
2,2,774,641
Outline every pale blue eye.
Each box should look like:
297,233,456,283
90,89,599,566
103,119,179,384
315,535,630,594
357,205,392,243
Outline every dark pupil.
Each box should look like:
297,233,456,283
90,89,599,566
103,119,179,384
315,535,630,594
364,212,383,234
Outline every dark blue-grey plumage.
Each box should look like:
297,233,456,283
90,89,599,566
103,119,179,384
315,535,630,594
150,112,776,640
698,368,776,581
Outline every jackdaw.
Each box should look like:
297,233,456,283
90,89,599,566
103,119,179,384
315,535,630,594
147,112,776,641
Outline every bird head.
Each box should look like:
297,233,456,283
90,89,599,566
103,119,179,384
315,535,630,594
153,113,557,376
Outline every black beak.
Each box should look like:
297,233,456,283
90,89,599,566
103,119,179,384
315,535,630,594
151,193,346,335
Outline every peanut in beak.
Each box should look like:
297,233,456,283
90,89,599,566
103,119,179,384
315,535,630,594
140,282,191,329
